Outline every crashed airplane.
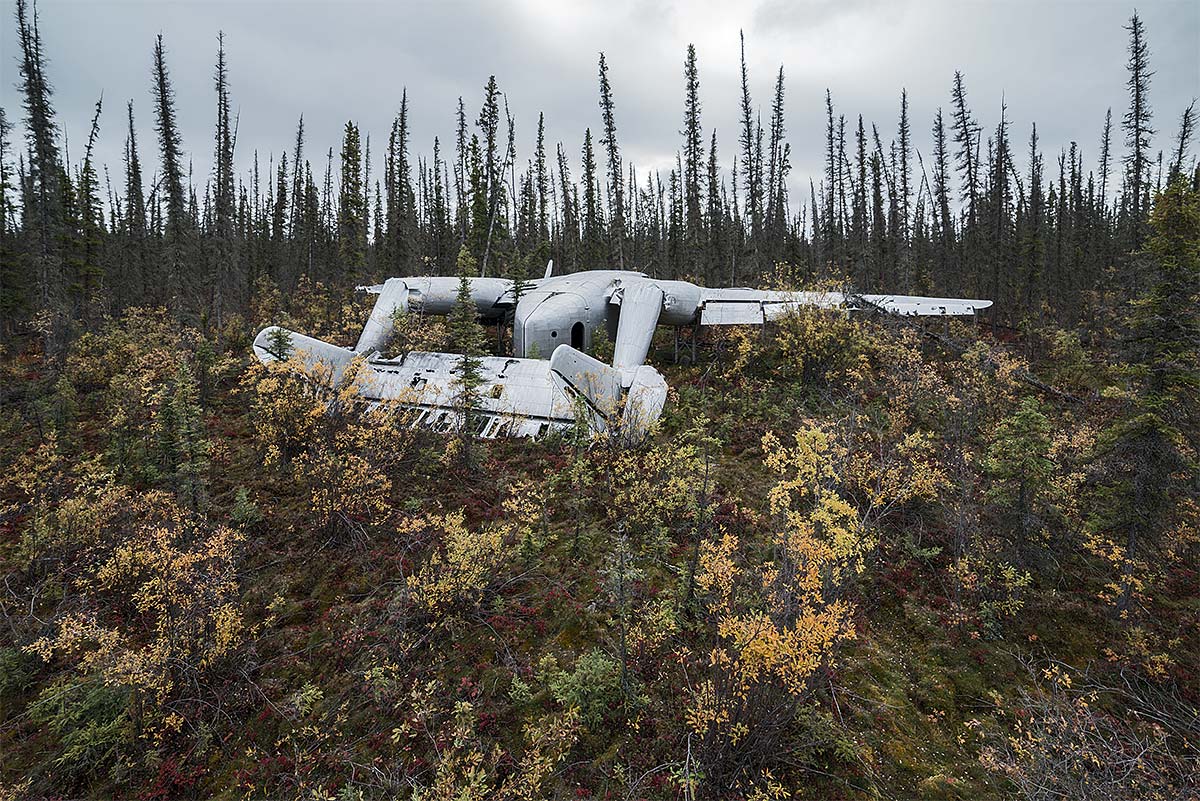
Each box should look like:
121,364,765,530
253,264,992,439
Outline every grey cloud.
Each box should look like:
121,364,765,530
753,0,898,34
1,0,1197,222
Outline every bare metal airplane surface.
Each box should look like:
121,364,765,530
254,264,992,439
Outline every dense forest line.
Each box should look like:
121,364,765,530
2,0,1195,350
1,1,1198,799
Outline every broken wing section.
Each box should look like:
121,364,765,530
365,350,568,438
253,326,357,383
852,293,993,316
697,288,991,325
252,328,665,440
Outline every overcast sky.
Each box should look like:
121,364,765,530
3,0,1198,213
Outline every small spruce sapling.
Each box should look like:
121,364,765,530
448,245,489,456
266,327,293,361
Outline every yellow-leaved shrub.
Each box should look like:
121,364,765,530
685,425,870,788
26,484,246,737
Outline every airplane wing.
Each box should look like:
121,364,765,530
697,288,992,325
853,293,993,316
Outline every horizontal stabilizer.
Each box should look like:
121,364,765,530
253,327,356,384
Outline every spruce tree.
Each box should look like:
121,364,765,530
123,100,147,302
950,71,980,225
429,137,453,270
597,53,625,267
475,76,509,275
454,96,469,239
338,120,365,276
987,103,1013,317
681,44,705,272
0,106,19,334
985,397,1053,543
288,115,305,238
448,246,488,455
270,152,288,244
902,88,907,244
16,0,65,351
385,94,413,272
169,362,209,513
534,112,549,246
1121,11,1154,247
823,90,838,267
467,135,490,268
1098,107,1114,210
706,129,724,284
581,128,604,267
1021,124,1045,312
896,90,912,257
557,143,578,270
152,33,187,305
766,67,788,259
211,32,236,322
266,326,292,360
268,153,289,287
73,95,105,329
1090,180,1198,619
931,109,954,289
1167,100,1195,185
362,133,372,267
869,150,887,287
738,31,762,263
851,115,870,285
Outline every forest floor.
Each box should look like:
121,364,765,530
0,303,1196,801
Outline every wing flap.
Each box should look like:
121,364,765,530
700,302,765,325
